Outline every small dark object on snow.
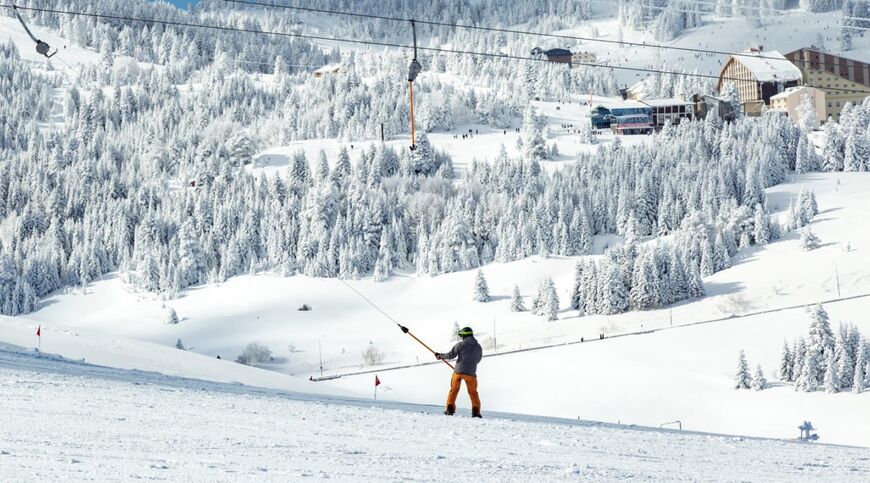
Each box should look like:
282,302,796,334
298,304,312,311
599,333,605,340
216,355,221,360
798,421,819,441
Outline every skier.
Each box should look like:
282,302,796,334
435,326,483,418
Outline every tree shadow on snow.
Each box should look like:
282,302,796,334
702,280,744,298
487,295,511,303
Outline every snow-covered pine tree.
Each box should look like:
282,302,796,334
780,340,793,382
372,225,394,282
752,204,770,245
687,261,705,298
542,277,559,321
865,342,870,388
735,349,751,389
799,347,821,392
600,261,629,315
521,106,548,161
751,364,768,391
714,231,731,271
796,94,818,132
720,82,742,120
578,119,596,144
835,330,853,391
570,262,584,311
824,352,840,393
795,135,820,174
807,304,835,378
800,189,819,220
531,280,545,316
629,248,660,310
699,236,715,277
166,307,179,325
452,321,461,341
510,284,526,312
473,269,490,302
821,119,845,171
854,341,867,394
792,337,807,390
801,228,821,251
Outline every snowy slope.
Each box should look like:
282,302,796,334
0,315,348,397
26,169,870,445
331,296,870,447
30,172,870,373
557,10,870,86
0,15,98,70
2,346,869,482
249,97,642,176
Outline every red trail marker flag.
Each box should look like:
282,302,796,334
374,375,381,400
36,325,41,337
36,325,41,353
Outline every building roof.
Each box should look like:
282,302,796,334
639,98,694,107
596,99,649,109
626,78,650,97
313,63,342,75
545,48,572,57
729,50,803,83
769,85,823,101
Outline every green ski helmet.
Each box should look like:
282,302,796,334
458,327,474,338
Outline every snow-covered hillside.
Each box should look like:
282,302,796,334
0,315,346,397
2,1,870,476
3,342,870,481
26,170,870,445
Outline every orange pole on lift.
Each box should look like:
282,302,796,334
401,324,454,370
407,19,421,151
409,80,416,149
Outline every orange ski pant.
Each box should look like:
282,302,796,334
446,373,481,410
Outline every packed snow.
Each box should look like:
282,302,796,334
2,341,870,481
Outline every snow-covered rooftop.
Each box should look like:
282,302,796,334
769,85,822,101
639,98,694,107
733,50,803,83
596,99,649,109
313,63,342,76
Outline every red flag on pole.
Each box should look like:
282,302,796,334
36,325,41,337
375,375,381,387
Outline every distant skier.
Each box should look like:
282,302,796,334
435,326,483,418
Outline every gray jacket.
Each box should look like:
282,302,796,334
439,336,483,376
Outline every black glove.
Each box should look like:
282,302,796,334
400,325,409,333
435,353,442,360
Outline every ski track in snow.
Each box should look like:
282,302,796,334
1,347,869,482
